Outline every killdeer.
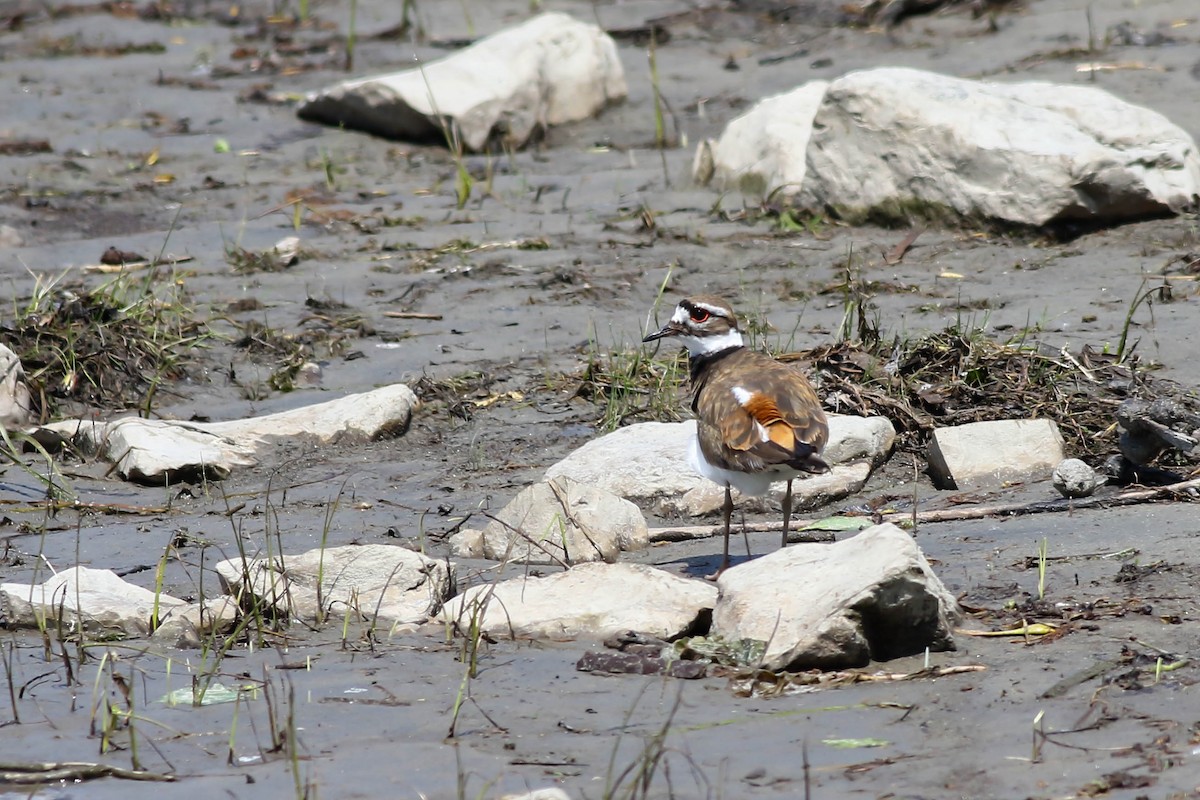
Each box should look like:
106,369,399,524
643,295,829,575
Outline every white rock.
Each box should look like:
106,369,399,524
298,12,626,151
270,235,300,269
671,461,872,517
70,416,257,484
481,476,648,565
1,567,187,637
214,544,453,626
545,422,695,500
0,224,23,248
0,344,33,431
441,562,716,641
37,383,417,484
823,414,896,466
1052,458,1099,499
693,81,829,196
928,418,1065,490
449,528,486,558
545,415,893,514
698,67,1200,226
151,596,241,648
500,790,572,800
712,523,959,670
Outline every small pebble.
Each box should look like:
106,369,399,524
297,360,323,387
449,528,485,558
1052,458,1098,498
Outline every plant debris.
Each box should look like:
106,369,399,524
727,664,986,698
3,270,212,417
573,346,686,431
231,311,363,395
0,138,51,156
783,327,1199,463
0,760,174,784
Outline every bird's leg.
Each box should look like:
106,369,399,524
708,484,734,581
721,483,733,573
781,479,794,550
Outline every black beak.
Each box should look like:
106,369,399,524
642,322,682,343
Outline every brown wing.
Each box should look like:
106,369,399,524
695,350,829,474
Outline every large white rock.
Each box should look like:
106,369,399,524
37,383,417,484
928,418,1065,490
545,415,894,513
692,81,829,196
441,562,717,641
672,460,872,517
152,596,241,648
480,476,649,565
1,567,187,637
0,343,33,430
298,12,626,151
822,414,896,466
214,544,452,626
712,523,959,670
546,422,694,500
697,67,1200,226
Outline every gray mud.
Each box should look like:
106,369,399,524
2,0,1200,797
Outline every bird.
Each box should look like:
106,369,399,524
643,295,829,576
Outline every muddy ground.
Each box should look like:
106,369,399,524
2,0,1200,797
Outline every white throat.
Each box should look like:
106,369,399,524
679,327,743,357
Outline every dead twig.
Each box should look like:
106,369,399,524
81,255,195,273
382,311,443,320
881,475,1200,525
653,477,1200,542
0,499,170,516
0,761,175,783
649,520,834,543
883,228,922,266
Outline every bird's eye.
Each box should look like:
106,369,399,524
690,309,710,322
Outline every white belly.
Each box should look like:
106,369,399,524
688,435,796,497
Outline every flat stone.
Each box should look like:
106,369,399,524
480,476,649,565
670,461,872,517
37,383,417,485
298,12,626,151
712,523,959,670
696,67,1200,226
214,544,453,626
151,596,241,648
927,418,1065,490
1,567,187,638
441,562,717,641
546,415,893,515
0,343,33,431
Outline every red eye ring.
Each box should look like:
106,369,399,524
690,309,710,322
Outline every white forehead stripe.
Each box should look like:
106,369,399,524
691,301,726,317
673,300,729,323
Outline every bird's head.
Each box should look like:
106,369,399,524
643,295,743,357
